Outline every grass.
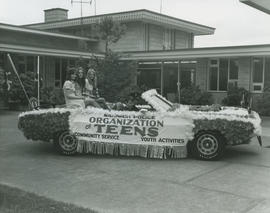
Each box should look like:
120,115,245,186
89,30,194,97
0,184,97,213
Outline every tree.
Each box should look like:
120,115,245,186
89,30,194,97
94,16,127,54
89,51,137,102
87,18,136,102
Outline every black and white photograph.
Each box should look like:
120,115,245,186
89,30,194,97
0,0,270,212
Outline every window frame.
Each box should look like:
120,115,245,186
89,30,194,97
252,57,265,93
228,58,239,88
208,58,239,92
208,58,220,91
54,58,62,88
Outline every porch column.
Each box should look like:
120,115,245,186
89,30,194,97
177,59,181,103
161,61,164,96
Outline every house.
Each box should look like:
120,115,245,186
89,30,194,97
0,7,270,106
240,0,270,14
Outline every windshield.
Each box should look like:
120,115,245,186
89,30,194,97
141,89,173,112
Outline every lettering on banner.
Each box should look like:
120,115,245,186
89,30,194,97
74,113,185,144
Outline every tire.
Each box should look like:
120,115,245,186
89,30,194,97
54,131,78,155
188,131,225,161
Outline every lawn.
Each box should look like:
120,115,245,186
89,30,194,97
0,184,97,213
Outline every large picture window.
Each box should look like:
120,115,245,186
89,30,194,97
137,62,161,93
15,55,36,74
208,58,239,91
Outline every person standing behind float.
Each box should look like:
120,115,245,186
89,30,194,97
62,68,85,108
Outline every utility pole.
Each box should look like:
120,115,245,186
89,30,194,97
160,0,162,13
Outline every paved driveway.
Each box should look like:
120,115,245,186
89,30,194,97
1,111,270,213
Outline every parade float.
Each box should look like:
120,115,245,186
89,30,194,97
18,89,262,161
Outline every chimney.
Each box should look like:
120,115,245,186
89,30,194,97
44,8,68,23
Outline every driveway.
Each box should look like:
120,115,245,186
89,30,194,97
1,110,270,213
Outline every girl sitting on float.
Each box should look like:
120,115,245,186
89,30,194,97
76,67,101,108
85,67,110,109
63,67,99,108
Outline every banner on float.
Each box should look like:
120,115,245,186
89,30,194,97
69,110,194,146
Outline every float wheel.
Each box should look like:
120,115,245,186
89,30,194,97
188,131,225,161
54,131,78,155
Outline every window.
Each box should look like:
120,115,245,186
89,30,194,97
26,56,35,72
209,66,218,90
228,59,239,88
163,29,171,50
15,55,36,74
55,59,61,88
68,59,75,68
229,59,239,80
208,58,239,91
61,59,67,86
209,59,218,90
219,59,228,91
17,56,26,73
137,62,161,93
252,57,264,92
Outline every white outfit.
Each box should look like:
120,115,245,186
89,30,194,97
85,79,94,96
63,80,85,108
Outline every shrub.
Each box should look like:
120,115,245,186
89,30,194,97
256,86,270,116
222,84,250,107
8,71,36,104
0,67,5,95
0,67,8,105
180,85,213,105
118,85,147,103
41,87,65,106
116,85,149,110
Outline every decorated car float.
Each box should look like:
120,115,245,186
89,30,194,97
18,89,262,160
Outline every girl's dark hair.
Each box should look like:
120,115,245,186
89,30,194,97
66,67,76,81
76,67,86,92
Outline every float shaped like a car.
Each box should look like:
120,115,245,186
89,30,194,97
18,89,262,160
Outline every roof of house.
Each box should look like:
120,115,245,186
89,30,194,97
24,9,215,36
121,44,270,60
44,8,68,12
240,0,270,14
0,43,103,59
0,22,96,41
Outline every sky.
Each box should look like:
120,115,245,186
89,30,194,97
1,0,270,47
